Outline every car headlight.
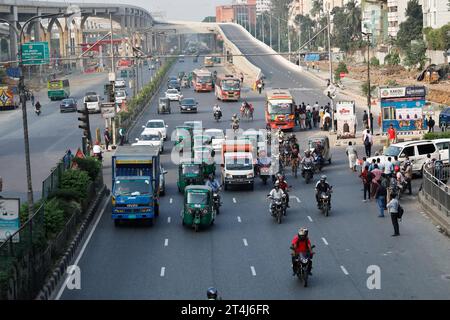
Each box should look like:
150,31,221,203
226,173,232,178
247,173,254,178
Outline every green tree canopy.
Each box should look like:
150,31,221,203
396,0,423,50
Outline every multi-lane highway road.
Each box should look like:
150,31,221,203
53,25,450,300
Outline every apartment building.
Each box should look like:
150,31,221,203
361,0,388,46
256,0,272,14
423,0,450,29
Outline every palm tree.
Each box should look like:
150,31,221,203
345,0,362,42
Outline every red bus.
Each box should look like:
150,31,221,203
192,69,213,92
215,74,241,101
265,89,296,130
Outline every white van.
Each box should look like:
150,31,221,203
368,140,440,174
433,138,450,163
83,92,102,113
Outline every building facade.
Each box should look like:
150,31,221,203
423,0,450,29
216,5,235,22
256,0,272,14
216,1,257,25
361,0,388,46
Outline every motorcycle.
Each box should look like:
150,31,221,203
318,188,332,216
231,120,239,132
259,162,271,185
314,153,324,172
302,163,314,184
293,245,315,287
214,110,222,122
268,194,286,224
35,107,41,116
213,191,221,214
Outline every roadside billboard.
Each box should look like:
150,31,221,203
335,101,356,139
0,198,20,243
379,86,426,134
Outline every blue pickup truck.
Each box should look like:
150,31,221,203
112,145,161,226
439,106,450,129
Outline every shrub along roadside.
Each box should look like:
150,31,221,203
0,158,101,299
423,131,450,140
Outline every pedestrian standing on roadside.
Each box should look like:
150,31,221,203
369,158,376,171
362,110,368,129
370,164,382,198
376,158,384,172
314,101,319,111
387,193,400,236
119,126,126,146
312,108,319,128
375,182,387,217
240,72,244,84
393,156,401,168
104,127,111,151
300,110,306,130
306,109,313,129
369,112,374,134
387,124,396,145
428,116,435,133
359,165,372,202
295,104,301,126
319,107,325,130
363,129,373,157
402,158,413,195
384,156,394,177
31,93,35,107
346,141,358,172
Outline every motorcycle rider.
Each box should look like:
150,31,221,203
34,100,42,115
213,104,222,120
92,140,103,161
205,174,221,207
276,174,290,208
315,175,332,208
290,227,313,276
268,181,286,215
206,287,220,300
231,113,240,130
301,150,315,176
256,149,271,176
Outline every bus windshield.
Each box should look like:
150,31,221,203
198,75,212,83
268,100,293,114
222,80,240,91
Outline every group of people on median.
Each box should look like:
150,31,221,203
294,102,333,132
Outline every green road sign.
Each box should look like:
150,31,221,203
121,70,128,78
21,42,50,65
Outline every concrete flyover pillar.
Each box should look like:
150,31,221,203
8,5,18,62
74,24,84,70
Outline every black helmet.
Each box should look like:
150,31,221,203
207,287,218,299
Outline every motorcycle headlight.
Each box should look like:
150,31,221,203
202,209,208,214
301,258,308,264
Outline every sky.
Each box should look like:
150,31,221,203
40,0,228,22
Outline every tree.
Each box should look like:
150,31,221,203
202,16,216,23
384,52,401,65
403,39,427,69
311,0,323,18
330,2,363,53
396,0,423,50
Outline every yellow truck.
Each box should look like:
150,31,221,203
0,86,19,111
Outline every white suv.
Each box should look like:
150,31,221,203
83,92,102,113
368,140,440,174
142,119,168,140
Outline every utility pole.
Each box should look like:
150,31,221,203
262,13,265,43
327,11,335,132
363,32,373,134
288,23,291,61
269,13,272,49
278,18,281,52
298,17,301,65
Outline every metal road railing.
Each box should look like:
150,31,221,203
422,163,450,217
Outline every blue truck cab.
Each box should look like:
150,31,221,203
112,145,160,226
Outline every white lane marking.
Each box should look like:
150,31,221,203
170,198,173,204
243,238,248,246
340,265,349,275
167,217,171,223
164,239,169,247
55,195,110,300
321,237,329,246
250,266,256,276
292,196,301,203
237,216,242,222
233,197,237,203
160,267,166,277
307,216,313,222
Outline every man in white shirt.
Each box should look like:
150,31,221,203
93,141,103,160
306,104,312,112
384,157,394,176
362,129,373,157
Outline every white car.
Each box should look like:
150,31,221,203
142,119,168,140
115,78,126,88
165,88,183,101
115,90,127,104
133,129,164,153
83,92,102,113
433,138,450,163
367,140,440,174
204,128,225,153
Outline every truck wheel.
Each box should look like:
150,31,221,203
155,203,160,217
114,219,121,227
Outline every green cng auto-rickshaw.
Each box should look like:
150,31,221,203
177,161,204,192
193,146,216,178
181,185,215,232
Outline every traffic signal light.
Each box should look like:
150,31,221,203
77,103,92,142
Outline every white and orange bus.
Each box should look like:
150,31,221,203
214,74,241,101
192,69,213,92
265,89,296,130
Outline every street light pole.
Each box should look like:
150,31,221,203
362,32,373,134
269,13,272,49
326,11,336,132
17,13,72,218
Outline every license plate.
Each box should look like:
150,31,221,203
128,214,136,219
187,108,191,110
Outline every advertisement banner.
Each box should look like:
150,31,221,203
405,86,426,98
335,101,355,120
0,198,20,242
379,87,406,99
381,98,425,132
337,114,357,139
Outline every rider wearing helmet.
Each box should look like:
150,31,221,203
213,104,222,117
290,227,313,276
315,175,332,208
301,150,314,175
207,287,219,300
268,181,285,214
276,174,289,208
